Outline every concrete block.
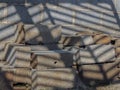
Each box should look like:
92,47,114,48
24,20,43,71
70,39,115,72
77,45,116,64
116,0,120,11
31,50,75,69
0,4,7,22
0,43,10,61
93,34,112,44
0,24,24,43
6,44,31,68
59,35,94,46
32,68,77,90
24,24,61,44
0,25,17,42
79,59,120,86
6,5,31,24
101,12,120,32
13,68,31,84
75,11,102,27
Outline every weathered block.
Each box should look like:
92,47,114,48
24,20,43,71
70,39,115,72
13,68,31,84
32,68,77,90
77,45,115,64
31,50,75,69
0,43,10,61
59,35,94,46
93,34,112,44
0,24,24,43
15,23,25,44
79,59,120,86
24,24,61,44
6,44,31,68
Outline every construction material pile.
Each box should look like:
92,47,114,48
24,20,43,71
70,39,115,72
0,23,120,90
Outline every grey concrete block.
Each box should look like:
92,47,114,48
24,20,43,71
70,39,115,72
101,12,120,32
0,4,7,22
79,59,120,86
75,11,102,28
31,50,75,69
59,35,94,46
6,44,31,68
0,43,10,61
41,6,74,25
6,5,41,24
0,23,24,43
77,45,116,64
0,24,18,42
24,24,61,44
95,0,115,12
114,0,120,12
32,68,77,90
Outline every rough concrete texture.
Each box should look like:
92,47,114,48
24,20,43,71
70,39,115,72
77,45,116,64
24,24,61,44
32,68,78,90
59,35,94,46
0,0,120,90
31,50,76,69
79,59,120,86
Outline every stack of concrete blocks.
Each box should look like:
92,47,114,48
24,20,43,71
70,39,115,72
0,0,120,90
0,23,32,90
24,24,78,90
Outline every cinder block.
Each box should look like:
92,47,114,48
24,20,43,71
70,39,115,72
24,24,61,44
32,68,77,90
93,34,112,44
31,50,75,69
59,35,94,46
6,44,31,68
77,45,116,64
79,59,120,86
